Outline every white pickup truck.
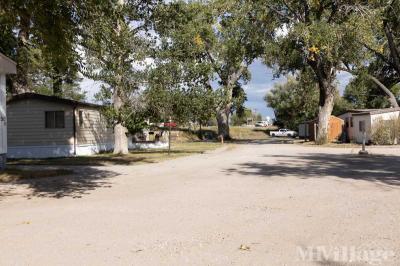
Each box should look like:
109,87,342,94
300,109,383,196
270,128,297,137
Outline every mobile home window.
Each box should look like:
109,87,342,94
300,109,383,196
350,117,354,127
45,111,65,128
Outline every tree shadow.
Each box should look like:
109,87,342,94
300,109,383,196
225,153,400,187
0,166,118,200
316,259,366,266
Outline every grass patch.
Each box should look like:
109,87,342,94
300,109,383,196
181,126,276,141
0,168,73,183
7,142,223,167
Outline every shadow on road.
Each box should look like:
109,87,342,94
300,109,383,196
225,153,400,187
0,167,119,200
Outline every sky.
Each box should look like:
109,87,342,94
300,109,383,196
81,59,354,119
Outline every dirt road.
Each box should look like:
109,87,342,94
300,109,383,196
1,142,399,265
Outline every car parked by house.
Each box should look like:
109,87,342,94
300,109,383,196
269,128,297,137
255,121,269,127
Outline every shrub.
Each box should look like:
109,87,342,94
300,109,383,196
371,118,400,145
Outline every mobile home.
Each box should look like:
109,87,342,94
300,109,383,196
0,53,17,169
7,93,114,158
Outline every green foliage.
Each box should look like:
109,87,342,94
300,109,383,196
0,0,83,96
153,0,267,137
83,0,158,132
265,74,319,130
254,0,376,143
344,73,396,109
260,0,370,76
231,108,262,126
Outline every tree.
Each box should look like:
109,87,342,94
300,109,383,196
0,0,83,96
265,74,319,130
154,0,267,140
266,72,354,130
344,73,400,109
256,0,371,143
231,108,262,126
187,86,216,133
82,0,157,154
344,1,400,107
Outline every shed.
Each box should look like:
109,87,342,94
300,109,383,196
300,115,344,142
0,53,16,169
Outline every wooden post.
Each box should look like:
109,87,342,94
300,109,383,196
359,131,368,155
313,123,317,142
168,116,171,155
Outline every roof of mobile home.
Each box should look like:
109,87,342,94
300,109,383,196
7,93,103,108
0,52,16,74
351,107,400,116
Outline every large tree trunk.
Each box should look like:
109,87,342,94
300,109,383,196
113,89,129,154
12,9,31,94
112,0,128,155
316,85,335,144
216,106,231,141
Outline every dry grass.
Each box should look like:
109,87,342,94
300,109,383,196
182,126,275,141
229,126,274,140
0,168,73,183
7,142,223,167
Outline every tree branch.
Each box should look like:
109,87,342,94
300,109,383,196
360,41,392,67
339,66,399,108
267,5,296,23
384,22,400,75
281,0,302,22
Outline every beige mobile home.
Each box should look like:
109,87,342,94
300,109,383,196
7,93,114,158
0,53,17,169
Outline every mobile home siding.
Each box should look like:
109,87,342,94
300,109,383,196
76,107,113,145
7,99,74,146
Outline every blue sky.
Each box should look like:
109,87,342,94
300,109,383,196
242,60,353,119
81,59,353,119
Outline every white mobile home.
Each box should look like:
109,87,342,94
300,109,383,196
340,108,400,143
0,53,17,169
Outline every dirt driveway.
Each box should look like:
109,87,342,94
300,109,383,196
1,142,399,265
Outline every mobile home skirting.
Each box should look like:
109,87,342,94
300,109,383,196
7,143,114,158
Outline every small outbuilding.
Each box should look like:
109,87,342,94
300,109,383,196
299,115,344,142
0,53,17,169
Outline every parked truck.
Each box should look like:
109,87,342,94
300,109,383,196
269,128,297,137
